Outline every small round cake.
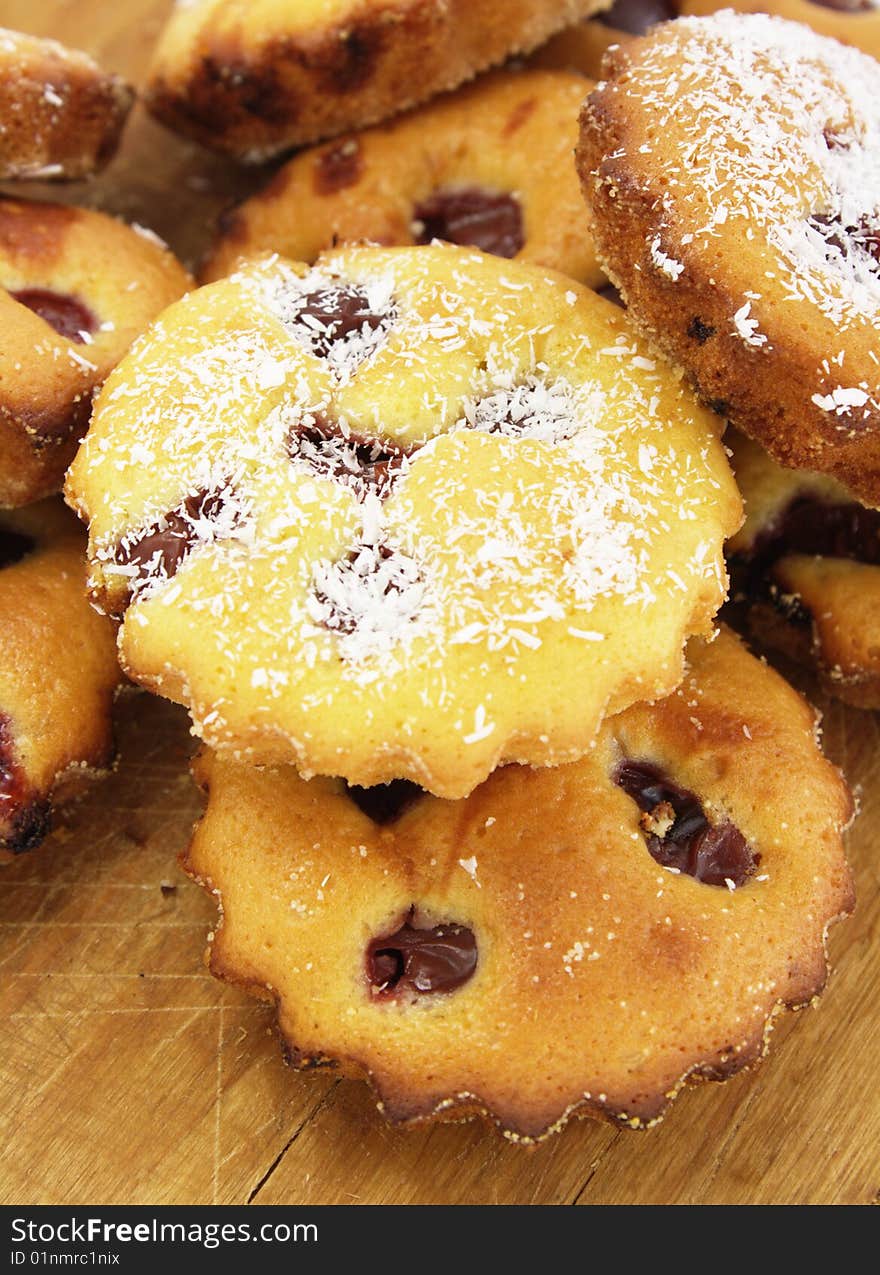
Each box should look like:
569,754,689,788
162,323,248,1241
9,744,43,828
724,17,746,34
66,245,740,798
202,69,604,290
184,628,854,1141
146,0,612,161
727,429,880,708
0,500,120,861
0,26,133,181
0,197,191,508
577,13,880,505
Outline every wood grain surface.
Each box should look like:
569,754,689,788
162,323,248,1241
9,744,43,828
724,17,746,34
0,0,878,1207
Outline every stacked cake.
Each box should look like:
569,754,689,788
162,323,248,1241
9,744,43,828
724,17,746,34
1,1,871,1141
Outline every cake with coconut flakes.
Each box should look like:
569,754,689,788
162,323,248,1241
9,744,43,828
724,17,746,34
183,628,853,1141
577,12,880,505
65,244,740,799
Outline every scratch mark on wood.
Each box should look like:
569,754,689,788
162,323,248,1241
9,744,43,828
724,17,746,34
570,1130,622,1204
247,1082,341,1204
1,972,215,979
0,890,55,970
0,921,206,928
2,1007,266,1020
212,1004,224,1206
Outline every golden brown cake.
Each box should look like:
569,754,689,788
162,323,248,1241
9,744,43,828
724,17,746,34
0,197,191,508
202,69,604,290
727,429,880,708
0,500,120,861
577,13,880,506
184,628,854,1142
145,0,610,161
66,245,740,799
0,27,133,181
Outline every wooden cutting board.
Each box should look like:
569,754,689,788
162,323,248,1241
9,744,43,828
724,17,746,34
0,0,877,1206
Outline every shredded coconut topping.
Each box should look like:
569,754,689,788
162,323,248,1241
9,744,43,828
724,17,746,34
612,13,880,408
732,301,768,349
71,247,736,769
256,261,396,383
459,375,584,443
305,503,431,664
649,235,684,281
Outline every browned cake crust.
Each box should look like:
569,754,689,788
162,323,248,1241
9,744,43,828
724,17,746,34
0,27,133,181
183,628,853,1142
202,69,605,289
727,429,880,709
0,501,121,861
0,197,191,508
145,0,610,161
576,14,880,506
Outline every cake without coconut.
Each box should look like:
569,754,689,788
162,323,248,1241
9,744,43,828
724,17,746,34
727,429,880,708
184,628,853,1141
0,197,191,508
146,0,612,162
0,26,132,181
577,13,880,505
0,500,120,861
202,69,604,290
66,244,740,798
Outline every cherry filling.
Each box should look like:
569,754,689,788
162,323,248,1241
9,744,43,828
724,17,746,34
0,715,50,854
113,488,236,604
413,188,524,259
597,0,679,34
749,495,880,570
0,527,34,569
367,911,478,996
614,760,758,887
807,0,876,11
809,213,880,268
344,778,423,825
286,416,410,499
11,288,97,343
292,284,387,358
731,494,880,625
